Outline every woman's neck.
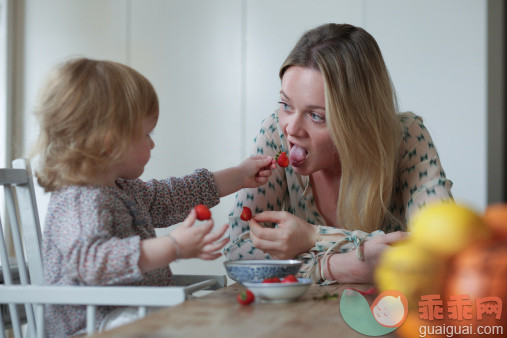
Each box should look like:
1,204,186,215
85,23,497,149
310,168,342,227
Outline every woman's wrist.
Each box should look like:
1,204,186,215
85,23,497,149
309,225,320,250
326,250,373,283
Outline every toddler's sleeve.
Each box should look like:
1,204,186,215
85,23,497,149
125,169,220,228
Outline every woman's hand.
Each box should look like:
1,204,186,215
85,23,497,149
170,209,229,260
361,231,408,267
325,231,408,283
248,211,317,259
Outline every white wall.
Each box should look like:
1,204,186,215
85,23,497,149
15,0,487,276
366,0,487,210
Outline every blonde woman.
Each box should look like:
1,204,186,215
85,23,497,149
32,58,275,336
224,23,453,284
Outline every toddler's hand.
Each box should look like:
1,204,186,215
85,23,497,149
238,155,276,188
170,209,229,260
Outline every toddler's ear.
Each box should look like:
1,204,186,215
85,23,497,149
101,131,116,157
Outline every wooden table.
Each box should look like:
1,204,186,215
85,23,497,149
95,283,398,338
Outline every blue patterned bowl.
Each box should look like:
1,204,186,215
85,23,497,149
242,278,312,303
223,260,302,283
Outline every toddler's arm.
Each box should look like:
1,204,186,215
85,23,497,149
213,155,276,197
138,209,228,273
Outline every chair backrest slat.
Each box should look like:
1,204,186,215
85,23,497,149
4,187,38,338
12,159,44,286
1,160,42,337
4,187,29,285
0,218,23,338
0,169,27,185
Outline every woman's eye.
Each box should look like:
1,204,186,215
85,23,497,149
278,101,293,112
310,112,325,123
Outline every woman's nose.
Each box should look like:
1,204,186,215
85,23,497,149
286,113,304,136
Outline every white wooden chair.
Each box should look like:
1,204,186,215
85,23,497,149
0,158,226,337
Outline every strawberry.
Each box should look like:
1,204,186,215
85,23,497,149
262,277,281,283
240,206,252,221
194,204,211,221
276,151,290,168
237,289,255,305
281,275,298,283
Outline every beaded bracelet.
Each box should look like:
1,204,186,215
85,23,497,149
167,234,181,262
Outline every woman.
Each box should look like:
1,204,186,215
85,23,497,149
224,23,453,284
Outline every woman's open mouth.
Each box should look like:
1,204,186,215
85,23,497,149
289,142,308,167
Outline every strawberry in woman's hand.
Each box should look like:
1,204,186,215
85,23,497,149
276,151,290,168
195,204,212,221
240,206,252,221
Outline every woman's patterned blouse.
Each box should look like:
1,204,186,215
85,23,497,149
42,169,219,337
223,111,453,263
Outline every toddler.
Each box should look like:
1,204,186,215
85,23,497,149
32,58,275,336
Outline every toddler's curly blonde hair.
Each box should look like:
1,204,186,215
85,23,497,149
32,58,159,192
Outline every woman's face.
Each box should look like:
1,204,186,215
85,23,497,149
278,66,340,177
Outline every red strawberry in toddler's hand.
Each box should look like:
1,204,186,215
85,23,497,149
276,151,290,168
240,207,252,221
195,204,212,221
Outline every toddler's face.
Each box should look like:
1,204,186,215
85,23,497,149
114,115,157,180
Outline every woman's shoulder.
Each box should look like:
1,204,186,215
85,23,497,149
258,111,279,133
398,112,429,140
398,112,423,129
253,110,286,151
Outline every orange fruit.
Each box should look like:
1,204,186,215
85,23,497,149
483,203,507,239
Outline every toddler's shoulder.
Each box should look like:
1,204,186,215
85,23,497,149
50,185,117,212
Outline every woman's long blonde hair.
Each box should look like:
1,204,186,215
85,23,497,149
280,24,403,231
32,58,159,192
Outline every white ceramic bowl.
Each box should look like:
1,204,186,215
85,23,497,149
242,278,312,303
223,260,302,283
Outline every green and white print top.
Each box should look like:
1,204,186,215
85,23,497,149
223,110,453,280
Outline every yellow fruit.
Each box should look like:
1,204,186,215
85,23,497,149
375,240,446,310
409,202,491,257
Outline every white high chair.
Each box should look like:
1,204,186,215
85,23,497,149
0,158,226,337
